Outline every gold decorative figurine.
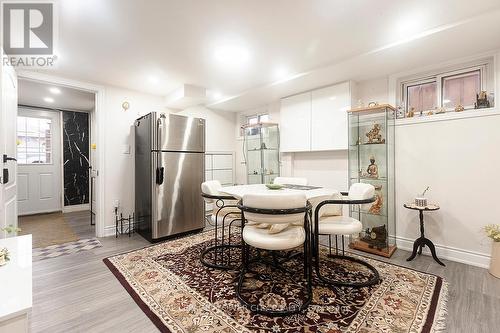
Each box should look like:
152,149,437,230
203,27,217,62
365,123,385,144
369,188,383,215
455,104,465,112
365,156,379,179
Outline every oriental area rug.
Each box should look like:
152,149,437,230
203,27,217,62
103,230,447,333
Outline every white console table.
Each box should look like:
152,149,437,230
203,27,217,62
0,235,32,333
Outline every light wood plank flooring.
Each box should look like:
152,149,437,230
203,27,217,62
30,211,500,332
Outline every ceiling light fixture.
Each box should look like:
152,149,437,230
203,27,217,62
43,97,54,103
211,91,222,99
49,87,61,94
148,76,159,84
273,66,289,80
213,42,250,68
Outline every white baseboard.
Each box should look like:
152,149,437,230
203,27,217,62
63,204,90,213
395,236,491,269
103,225,116,237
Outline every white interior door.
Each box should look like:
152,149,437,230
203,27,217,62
17,109,62,216
0,55,18,238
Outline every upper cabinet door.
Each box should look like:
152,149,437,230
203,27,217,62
311,82,350,151
280,92,311,152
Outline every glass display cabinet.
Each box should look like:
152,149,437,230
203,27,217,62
348,104,396,257
243,123,280,184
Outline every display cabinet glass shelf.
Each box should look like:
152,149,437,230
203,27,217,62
244,123,280,184
348,104,396,258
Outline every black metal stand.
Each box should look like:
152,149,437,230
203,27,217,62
236,202,313,317
406,207,445,266
313,195,380,288
200,193,242,270
115,211,136,238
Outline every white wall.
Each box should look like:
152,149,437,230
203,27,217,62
102,86,167,232
234,72,497,267
177,105,237,152
101,95,238,234
395,112,500,267
353,76,497,267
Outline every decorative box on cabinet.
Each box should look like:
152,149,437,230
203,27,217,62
347,104,396,258
243,123,280,184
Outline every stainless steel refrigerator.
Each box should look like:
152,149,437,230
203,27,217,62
135,112,205,242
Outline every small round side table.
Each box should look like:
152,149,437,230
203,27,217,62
404,203,445,266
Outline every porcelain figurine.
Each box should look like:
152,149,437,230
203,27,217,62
435,107,446,114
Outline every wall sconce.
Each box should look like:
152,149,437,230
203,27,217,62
122,101,130,111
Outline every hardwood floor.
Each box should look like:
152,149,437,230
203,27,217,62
30,213,500,332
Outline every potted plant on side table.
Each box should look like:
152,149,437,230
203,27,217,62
484,224,500,278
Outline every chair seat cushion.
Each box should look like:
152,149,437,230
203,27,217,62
243,225,305,251
318,216,362,235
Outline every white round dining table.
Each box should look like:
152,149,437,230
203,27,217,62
221,184,339,203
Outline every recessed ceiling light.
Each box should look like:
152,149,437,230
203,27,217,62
395,16,420,37
329,96,337,101
211,91,222,99
43,97,54,103
148,76,159,84
49,87,61,94
213,42,250,68
273,66,288,79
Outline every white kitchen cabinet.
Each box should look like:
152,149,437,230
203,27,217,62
311,82,350,150
280,82,351,152
280,92,311,152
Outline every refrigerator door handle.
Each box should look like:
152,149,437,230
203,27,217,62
156,166,164,185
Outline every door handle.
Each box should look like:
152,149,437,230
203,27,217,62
3,154,16,163
156,167,164,185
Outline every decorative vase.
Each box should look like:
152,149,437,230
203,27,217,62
490,242,500,278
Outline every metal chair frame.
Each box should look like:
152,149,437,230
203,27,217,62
313,192,380,288
200,192,242,270
236,201,313,317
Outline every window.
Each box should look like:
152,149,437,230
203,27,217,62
247,113,269,125
442,70,480,110
407,81,437,113
17,116,52,164
400,59,493,116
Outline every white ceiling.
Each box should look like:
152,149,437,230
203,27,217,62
18,79,95,111
36,0,500,111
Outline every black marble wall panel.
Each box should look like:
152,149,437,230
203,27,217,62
63,111,90,206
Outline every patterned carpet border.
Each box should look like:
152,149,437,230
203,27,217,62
103,229,448,333
33,238,102,261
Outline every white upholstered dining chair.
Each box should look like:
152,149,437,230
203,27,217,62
313,182,380,287
273,176,308,186
236,192,313,316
